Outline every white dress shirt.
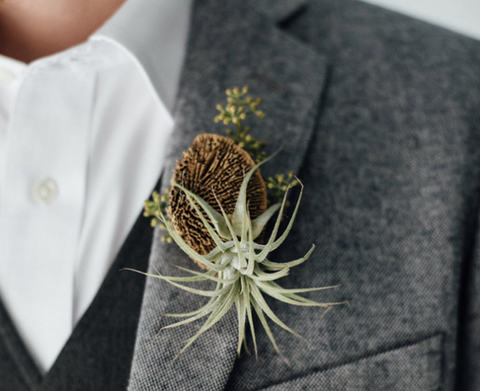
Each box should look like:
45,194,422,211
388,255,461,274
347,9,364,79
0,0,192,373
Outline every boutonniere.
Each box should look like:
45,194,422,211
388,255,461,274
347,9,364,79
134,87,343,362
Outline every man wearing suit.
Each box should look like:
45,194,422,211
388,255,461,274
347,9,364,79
0,0,479,390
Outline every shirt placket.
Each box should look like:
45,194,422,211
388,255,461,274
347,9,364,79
0,53,95,372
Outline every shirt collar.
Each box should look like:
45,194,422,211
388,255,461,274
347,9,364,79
0,54,28,83
92,0,193,113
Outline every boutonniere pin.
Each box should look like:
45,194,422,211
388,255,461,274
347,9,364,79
135,87,343,362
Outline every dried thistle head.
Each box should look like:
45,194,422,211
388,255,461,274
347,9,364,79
169,134,267,264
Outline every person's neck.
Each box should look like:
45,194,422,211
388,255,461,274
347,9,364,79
0,0,126,63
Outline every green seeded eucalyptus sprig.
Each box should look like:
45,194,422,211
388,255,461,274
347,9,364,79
215,87,300,205
143,188,173,243
266,171,299,207
215,87,267,164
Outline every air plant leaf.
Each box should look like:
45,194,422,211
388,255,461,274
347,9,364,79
251,203,281,240
231,152,276,234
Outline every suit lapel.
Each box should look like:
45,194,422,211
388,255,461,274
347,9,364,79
129,0,328,389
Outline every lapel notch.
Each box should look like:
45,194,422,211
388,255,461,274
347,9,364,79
129,1,328,390
253,0,309,23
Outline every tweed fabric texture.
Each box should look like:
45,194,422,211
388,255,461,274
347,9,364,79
254,0,308,22
457,178,480,390
129,0,480,390
259,335,443,390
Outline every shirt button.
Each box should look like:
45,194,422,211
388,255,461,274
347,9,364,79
32,179,59,204
0,67,16,84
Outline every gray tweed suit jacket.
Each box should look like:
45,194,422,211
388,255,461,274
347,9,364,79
128,0,480,390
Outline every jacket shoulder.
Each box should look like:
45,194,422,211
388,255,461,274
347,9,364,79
284,0,480,77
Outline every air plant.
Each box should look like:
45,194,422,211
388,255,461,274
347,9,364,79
130,135,342,361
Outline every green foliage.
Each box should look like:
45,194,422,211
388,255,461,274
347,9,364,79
265,171,299,206
143,188,173,243
215,86,267,163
